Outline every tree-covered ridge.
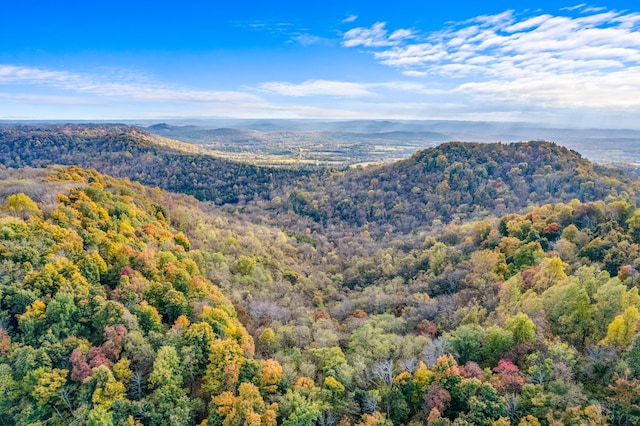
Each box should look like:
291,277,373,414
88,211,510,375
0,167,274,425
281,142,638,235
2,125,638,238
0,124,315,204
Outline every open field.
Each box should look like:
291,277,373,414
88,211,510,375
146,120,640,169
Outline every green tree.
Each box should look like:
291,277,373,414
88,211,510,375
279,389,323,426
482,326,514,367
46,291,79,339
544,281,592,347
627,336,640,378
146,346,194,426
91,365,126,410
593,278,626,338
182,321,215,372
134,302,164,333
87,406,114,426
511,242,544,272
505,313,536,345
149,346,183,388
448,324,484,364
627,210,640,242
17,299,47,345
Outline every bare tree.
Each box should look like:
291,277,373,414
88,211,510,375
370,359,394,387
317,411,339,426
423,337,454,367
400,358,419,374
361,394,378,414
130,371,145,401
505,394,519,423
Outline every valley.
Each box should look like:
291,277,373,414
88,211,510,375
144,120,640,169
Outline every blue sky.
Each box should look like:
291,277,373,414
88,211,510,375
2,1,640,128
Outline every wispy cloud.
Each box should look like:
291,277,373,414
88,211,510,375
257,80,376,97
0,93,100,105
560,4,606,13
343,22,414,47
401,70,428,77
289,33,334,47
233,20,296,36
560,4,587,11
582,6,607,13
0,64,260,103
256,79,446,98
235,19,330,48
342,14,358,23
341,8,640,109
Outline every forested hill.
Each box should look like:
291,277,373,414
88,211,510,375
0,124,315,204
0,167,263,424
2,166,640,424
1,125,638,236
281,141,639,235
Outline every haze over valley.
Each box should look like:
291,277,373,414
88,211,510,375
143,120,640,168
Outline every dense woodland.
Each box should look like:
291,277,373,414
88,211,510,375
0,125,315,204
273,141,637,236
0,125,640,425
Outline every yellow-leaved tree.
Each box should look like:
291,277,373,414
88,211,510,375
212,382,277,426
601,306,640,351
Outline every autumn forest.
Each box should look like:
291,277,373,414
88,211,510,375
1,124,639,425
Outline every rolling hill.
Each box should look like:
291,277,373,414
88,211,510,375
0,124,314,204
2,125,637,239
2,125,640,424
278,141,639,235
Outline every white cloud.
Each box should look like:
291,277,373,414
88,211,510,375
0,64,260,103
561,4,587,11
504,15,553,32
256,79,447,97
0,93,99,105
342,22,413,47
291,34,323,46
456,67,640,108
401,70,428,77
341,7,640,111
258,80,376,97
582,6,607,13
389,28,414,40
342,14,358,23
469,10,515,26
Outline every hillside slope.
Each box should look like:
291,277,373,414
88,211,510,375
0,167,266,424
279,141,638,235
1,164,640,424
0,124,314,204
